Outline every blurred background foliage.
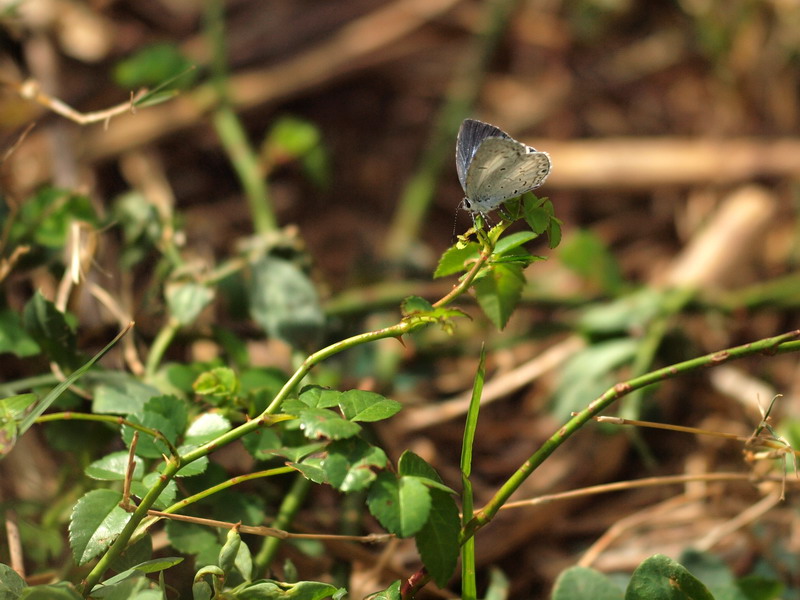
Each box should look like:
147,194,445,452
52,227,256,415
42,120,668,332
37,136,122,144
2,0,800,597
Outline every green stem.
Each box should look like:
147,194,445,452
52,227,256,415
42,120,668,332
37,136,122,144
168,467,294,515
263,249,490,416
620,287,696,421
144,317,181,380
383,0,525,260
36,412,178,456
213,107,277,234
252,475,311,575
0,373,59,396
81,459,181,595
80,238,493,593
205,0,277,234
460,345,485,600
461,328,800,541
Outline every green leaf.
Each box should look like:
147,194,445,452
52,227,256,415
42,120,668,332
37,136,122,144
10,187,97,249
560,230,624,295
241,427,283,460
366,581,401,600
192,580,213,600
173,446,209,477
298,386,342,408
474,262,526,329
0,309,40,357
208,492,265,533
523,198,551,234
301,145,331,189
626,555,714,600
236,580,341,600
69,490,130,565
270,441,327,463
85,451,144,481
484,568,510,600
249,256,325,350
92,374,160,415
494,231,538,255
434,242,481,278
121,395,187,458
678,549,734,591
415,488,460,587
0,394,38,456
184,413,231,445
130,473,178,510
338,390,402,422
677,549,775,600
398,451,443,482
734,575,783,600
367,472,431,538
399,303,469,334
96,557,183,590
290,457,327,484
166,520,218,556
109,535,153,574
166,282,215,326
240,367,289,415
112,191,161,269
265,116,322,160
297,408,361,440
114,42,195,89
17,326,131,440
400,296,434,316
193,367,239,402
552,338,638,420
523,197,561,248
552,566,623,600
18,583,83,599
0,563,25,597
397,451,456,494
235,536,254,582
547,214,563,248
22,292,80,370
492,246,540,268
86,575,156,599
579,288,663,335
262,116,331,187
0,394,38,419
322,438,387,492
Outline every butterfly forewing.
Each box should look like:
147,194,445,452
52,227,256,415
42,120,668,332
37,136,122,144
456,119,512,190
464,137,551,212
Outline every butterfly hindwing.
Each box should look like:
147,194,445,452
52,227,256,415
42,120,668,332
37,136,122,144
464,137,551,212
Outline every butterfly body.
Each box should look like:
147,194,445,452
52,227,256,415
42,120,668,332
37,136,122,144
456,119,551,214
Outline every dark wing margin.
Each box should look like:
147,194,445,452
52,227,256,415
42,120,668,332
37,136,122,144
456,119,512,191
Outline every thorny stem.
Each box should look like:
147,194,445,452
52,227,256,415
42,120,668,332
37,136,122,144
80,233,494,595
461,328,800,540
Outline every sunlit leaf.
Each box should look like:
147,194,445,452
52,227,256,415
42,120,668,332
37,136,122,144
415,488,460,587
367,472,431,538
339,390,401,423
69,490,130,565
552,566,623,600
434,242,481,278
474,262,525,329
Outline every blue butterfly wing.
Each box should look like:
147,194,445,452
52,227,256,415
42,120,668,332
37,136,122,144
464,137,551,213
456,119,511,191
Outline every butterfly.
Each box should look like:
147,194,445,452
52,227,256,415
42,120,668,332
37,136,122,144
456,119,551,214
